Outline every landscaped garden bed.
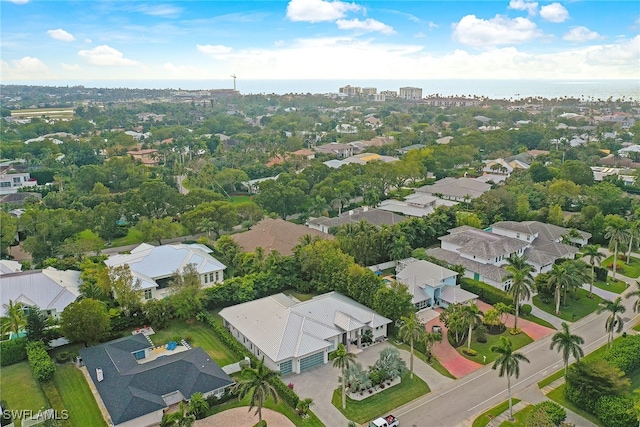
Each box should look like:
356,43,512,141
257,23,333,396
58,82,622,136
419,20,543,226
602,255,640,278
532,288,603,322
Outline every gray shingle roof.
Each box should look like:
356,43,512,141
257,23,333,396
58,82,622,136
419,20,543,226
439,228,529,259
426,248,508,282
416,177,491,200
308,208,406,229
80,335,234,426
492,221,591,241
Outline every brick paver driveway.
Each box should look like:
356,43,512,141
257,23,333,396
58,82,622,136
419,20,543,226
195,407,295,427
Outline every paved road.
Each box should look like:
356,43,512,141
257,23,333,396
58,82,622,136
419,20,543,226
392,284,640,427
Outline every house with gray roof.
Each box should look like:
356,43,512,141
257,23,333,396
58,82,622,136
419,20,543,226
395,258,477,310
80,334,234,427
307,206,407,234
104,243,226,302
219,292,391,375
378,193,458,217
415,177,491,202
0,267,81,319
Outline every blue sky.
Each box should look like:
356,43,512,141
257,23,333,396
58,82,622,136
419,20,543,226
1,0,639,82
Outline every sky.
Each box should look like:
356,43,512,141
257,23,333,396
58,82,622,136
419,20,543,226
1,0,639,83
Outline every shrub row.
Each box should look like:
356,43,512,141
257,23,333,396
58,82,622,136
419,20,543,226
0,337,27,366
460,278,513,306
26,342,55,382
603,334,640,375
40,380,72,427
527,401,566,426
201,312,300,409
594,266,608,282
594,395,637,427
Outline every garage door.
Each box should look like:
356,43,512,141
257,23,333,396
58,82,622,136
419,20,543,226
279,360,292,375
299,352,324,372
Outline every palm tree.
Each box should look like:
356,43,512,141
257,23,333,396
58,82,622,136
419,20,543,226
461,303,483,350
605,222,629,280
626,220,640,264
233,357,280,427
550,322,584,375
582,244,604,298
491,337,530,421
0,300,26,336
187,392,209,420
161,401,196,427
504,255,534,331
626,282,640,313
398,312,425,379
546,264,572,315
564,260,591,301
597,297,626,348
330,343,356,410
196,218,215,237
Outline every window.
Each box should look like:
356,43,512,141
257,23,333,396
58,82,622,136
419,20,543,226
204,275,208,284
144,289,153,300
209,273,214,282
12,177,20,184
215,271,219,282
0,182,10,187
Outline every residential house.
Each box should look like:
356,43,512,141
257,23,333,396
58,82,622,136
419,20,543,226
0,171,37,195
436,136,454,145
104,243,226,301
377,193,458,218
398,144,426,154
126,149,159,166
395,258,477,310
591,166,635,186
230,218,333,256
80,334,234,427
314,142,353,158
307,207,406,234
0,260,22,275
291,149,315,160
0,267,81,319
219,292,392,374
241,175,279,194
335,124,358,134
415,177,492,202
340,153,399,166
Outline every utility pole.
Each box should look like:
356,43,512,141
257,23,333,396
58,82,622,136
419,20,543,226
230,74,237,91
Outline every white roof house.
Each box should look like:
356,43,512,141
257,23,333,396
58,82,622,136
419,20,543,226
0,267,81,318
0,260,22,275
416,177,491,202
219,292,391,374
104,243,226,301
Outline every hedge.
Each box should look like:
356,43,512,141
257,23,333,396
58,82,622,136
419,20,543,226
40,380,72,427
595,395,637,427
528,401,566,426
26,342,56,383
594,266,608,282
603,334,640,375
0,337,27,366
460,278,513,306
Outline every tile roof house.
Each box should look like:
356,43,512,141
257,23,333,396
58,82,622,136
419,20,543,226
395,258,477,310
314,142,353,158
219,292,391,375
307,206,407,234
230,218,332,256
377,193,458,218
426,222,590,291
80,334,234,427
0,267,81,319
415,177,492,202
104,243,226,301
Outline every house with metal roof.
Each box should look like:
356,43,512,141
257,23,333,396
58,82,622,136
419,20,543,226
79,334,234,427
104,243,226,302
307,206,407,234
395,258,477,310
219,292,391,375
0,267,81,319
415,177,492,202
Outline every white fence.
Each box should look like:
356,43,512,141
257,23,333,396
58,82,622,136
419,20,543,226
222,356,251,374
367,260,397,273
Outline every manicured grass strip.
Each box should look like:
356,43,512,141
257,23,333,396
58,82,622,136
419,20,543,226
283,289,318,302
472,399,521,427
546,385,604,427
634,322,640,331
458,330,533,365
331,373,430,424
592,279,629,294
209,395,324,427
52,364,106,427
537,369,564,389
150,320,239,366
110,228,145,247
520,314,556,330
499,404,534,427
532,288,603,322
0,362,48,427
391,341,456,379
602,255,640,278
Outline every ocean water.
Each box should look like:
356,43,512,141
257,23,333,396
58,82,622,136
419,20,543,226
11,79,640,100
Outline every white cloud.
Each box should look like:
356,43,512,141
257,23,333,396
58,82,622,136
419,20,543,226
134,4,182,17
415,32,426,38
540,3,569,23
336,18,395,34
286,0,361,23
7,0,29,4
508,0,538,16
197,44,233,58
563,26,602,42
0,56,49,79
429,21,439,29
584,35,640,69
47,28,75,42
453,15,542,47
85,38,92,44
61,63,80,71
78,45,139,66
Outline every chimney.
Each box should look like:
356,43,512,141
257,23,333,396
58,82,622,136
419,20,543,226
96,368,104,382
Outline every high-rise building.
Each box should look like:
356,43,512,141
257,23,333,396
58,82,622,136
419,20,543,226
399,87,423,100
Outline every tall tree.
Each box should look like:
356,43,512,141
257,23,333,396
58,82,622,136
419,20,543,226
605,216,629,280
0,300,26,336
582,244,604,298
461,303,483,350
626,282,640,313
491,337,530,421
330,343,356,410
233,358,280,427
398,312,424,379
597,297,626,348
105,265,142,317
169,263,203,320
60,299,111,347
546,263,572,315
504,254,534,331
550,322,584,375
424,331,442,362
25,306,49,343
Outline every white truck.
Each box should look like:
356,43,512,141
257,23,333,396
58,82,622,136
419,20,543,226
369,415,399,427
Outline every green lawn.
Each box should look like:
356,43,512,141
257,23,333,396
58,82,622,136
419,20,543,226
592,278,629,294
519,314,557,330
228,195,254,204
457,330,533,365
537,369,564,389
53,364,106,427
111,228,145,247
532,288,603,322
0,362,48,427
546,385,604,427
282,289,318,302
472,399,521,427
499,404,534,427
331,373,430,424
150,319,239,366
390,341,455,379
634,322,640,331
602,255,640,278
